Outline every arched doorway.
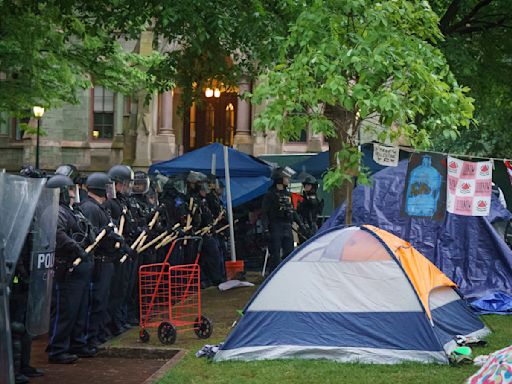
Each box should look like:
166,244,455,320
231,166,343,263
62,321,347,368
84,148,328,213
184,92,238,151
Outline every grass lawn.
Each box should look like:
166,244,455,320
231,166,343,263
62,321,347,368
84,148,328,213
116,274,511,384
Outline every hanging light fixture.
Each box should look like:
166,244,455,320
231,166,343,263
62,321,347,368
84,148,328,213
214,88,221,98
205,88,214,98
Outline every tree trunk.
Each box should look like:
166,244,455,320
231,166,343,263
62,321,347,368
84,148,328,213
324,104,356,225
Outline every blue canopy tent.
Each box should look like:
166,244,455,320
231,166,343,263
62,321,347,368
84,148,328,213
321,161,512,313
149,143,272,207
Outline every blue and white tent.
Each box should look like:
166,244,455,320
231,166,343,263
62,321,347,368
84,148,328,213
215,225,489,364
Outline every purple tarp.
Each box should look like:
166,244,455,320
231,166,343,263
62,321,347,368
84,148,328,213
321,161,512,313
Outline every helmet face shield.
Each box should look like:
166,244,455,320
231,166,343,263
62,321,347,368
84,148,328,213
106,182,117,200
114,179,133,195
74,185,81,204
132,177,150,194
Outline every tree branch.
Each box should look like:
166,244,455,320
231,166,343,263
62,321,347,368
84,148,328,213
439,0,462,35
445,0,494,35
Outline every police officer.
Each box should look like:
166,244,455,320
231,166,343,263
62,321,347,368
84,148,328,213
261,167,303,273
126,171,153,325
297,174,324,239
80,173,120,348
206,175,228,272
193,181,224,287
46,175,96,363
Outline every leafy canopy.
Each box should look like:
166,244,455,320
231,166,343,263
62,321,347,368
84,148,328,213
252,0,475,190
0,0,298,115
0,0,167,115
429,0,512,158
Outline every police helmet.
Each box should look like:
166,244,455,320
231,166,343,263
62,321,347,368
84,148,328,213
55,164,81,184
46,174,74,189
46,175,74,204
133,170,150,194
271,166,295,185
19,165,45,178
186,171,207,184
108,165,134,182
85,172,111,197
302,174,318,186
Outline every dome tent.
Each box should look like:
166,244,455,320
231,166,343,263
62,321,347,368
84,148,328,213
215,225,489,364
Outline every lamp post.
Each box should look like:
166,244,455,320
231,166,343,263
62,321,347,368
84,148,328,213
33,106,45,169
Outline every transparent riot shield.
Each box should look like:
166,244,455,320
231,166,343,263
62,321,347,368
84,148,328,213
0,173,45,384
26,186,58,336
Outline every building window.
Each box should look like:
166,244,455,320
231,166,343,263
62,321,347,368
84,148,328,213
13,118,24,140
289,129,307,143
225,103,235,146
0,112,9,136
92,86,114,139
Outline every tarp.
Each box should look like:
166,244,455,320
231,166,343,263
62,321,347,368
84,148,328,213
321,161,512,307
149,143,272,207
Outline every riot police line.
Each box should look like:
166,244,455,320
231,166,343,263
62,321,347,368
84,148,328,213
0,163,324,384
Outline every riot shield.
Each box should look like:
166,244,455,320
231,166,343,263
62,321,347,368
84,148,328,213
25,186,58,336
0,173,45,384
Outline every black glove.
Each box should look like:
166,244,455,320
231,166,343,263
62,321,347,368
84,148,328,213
79,247,93,263
262,229,271,243
108,230,124,243
121,243,138,260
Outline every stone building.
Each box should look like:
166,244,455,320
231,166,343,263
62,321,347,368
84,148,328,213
0,32,328,173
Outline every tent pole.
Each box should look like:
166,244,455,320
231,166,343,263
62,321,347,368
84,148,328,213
223,146,237,262
211,153,216,176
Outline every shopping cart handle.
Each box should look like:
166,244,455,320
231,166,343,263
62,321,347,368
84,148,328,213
175,236,203,251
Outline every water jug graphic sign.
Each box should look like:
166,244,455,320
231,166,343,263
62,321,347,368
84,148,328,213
402,153,446,221
446,156,492,216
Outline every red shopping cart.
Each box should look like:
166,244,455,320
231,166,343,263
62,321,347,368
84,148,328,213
138,237,213,344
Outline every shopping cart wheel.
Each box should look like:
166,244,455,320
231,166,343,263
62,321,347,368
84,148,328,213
157,321,177,344
139,329,150,343
194,316,213,339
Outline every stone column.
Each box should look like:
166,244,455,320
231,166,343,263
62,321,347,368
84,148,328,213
233,80,253,154
132,31,154,169
151,90,176,163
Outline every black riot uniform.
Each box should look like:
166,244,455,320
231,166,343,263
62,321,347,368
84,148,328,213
46,175,95,363
261,167,303,273
126,171,153,325
297,175,324,239
80,173,119,348
206,176,228,269
103,165,136,336
191,182,224,287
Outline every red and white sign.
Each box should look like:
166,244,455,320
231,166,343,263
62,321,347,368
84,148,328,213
446,156,492,216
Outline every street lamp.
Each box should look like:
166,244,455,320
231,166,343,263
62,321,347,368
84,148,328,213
33,106,45,170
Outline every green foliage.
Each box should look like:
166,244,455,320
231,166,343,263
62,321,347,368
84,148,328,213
429,0,512,158
0,0,301,116
0,0,164,116
252,0,475,191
